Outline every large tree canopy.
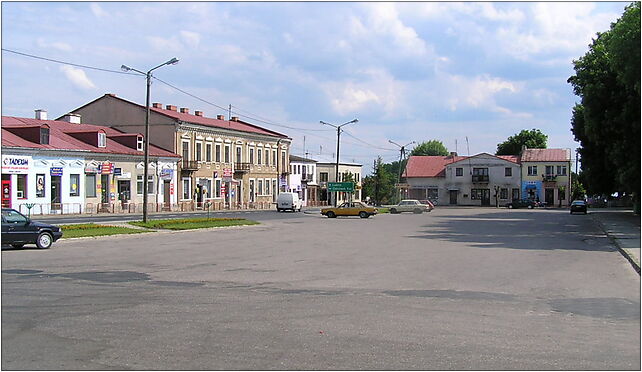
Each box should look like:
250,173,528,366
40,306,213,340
495,129,548,155
410,140,449,156
568,2,640,205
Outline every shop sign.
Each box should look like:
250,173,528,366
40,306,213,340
36,174,46,197
50,167,63,176
160,169,173,180
100,162,114,174
114,168,122,176
170,183,174,195
223,168,233,177
85,164,100,173
2,155,31,174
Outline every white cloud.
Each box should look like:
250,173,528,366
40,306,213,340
90,3,108,18
36,38,72,52
60,66,95,90
180,31,201,49
147,36,182,53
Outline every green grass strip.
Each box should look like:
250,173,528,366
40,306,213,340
60,223,149,238
129,217,259,230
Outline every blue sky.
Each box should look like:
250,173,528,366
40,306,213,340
1,2,631,171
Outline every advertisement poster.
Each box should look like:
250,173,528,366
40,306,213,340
36,174,45,197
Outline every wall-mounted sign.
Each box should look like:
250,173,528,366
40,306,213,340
85,164,100,173
160,169,173,181
114,168,122,176
100,162,114,174
50,167,63,177
223,168,233,177
36,174,46,197
2,155,31,174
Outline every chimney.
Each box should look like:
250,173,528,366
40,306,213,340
35,109,47,121
449,152,457,157
62,113,82,124
195,111,204,117
152,103,163,109
165,105,177,111
216,115,225,120
231,116,239,122
180,108,189,114
106,93,116,97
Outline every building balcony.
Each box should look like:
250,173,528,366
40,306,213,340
234,162,251,173
542,174,557,182
472,175,489,183
301,174,314,182
181,160,198,171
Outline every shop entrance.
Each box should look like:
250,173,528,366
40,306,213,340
51,176,61,210
545,188,555,206
163,181,171,208
101,175,109,204
2,177,11,208
117,180,131,202
449,190,458,205
481,189,491,206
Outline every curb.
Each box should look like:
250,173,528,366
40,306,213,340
592,215,641,275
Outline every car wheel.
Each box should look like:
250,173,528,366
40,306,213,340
413,208,423,214
528,205,534,209
507,204,513,209
11,244,24,249
390,208,398,214
359,211,369,218
36,232,53,249
327,211,336,218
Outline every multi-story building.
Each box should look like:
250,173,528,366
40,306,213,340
1,110,179,215
404,152,520,206
316,161,362,205
288,155,319,206
67,94,292,209
520,148,571,207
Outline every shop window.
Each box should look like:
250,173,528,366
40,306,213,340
16,174,27,199
69,174,80,196
470,189,483,200
36,174,46,197
512,188,520,200
500,188,508,200
86,175,97,197
182,178,191,199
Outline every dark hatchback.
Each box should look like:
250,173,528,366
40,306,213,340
1,208,63,249
505,198,537,209
570,200,588,214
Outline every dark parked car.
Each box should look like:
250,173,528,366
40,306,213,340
505,198,537,209
570,200,588,214
1,208,62,249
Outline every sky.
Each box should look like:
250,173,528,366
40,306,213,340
1,1,631,173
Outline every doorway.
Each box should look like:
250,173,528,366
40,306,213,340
481,189,491,206
545,188,554,206
163,181,171,209
101,175,109,204
51,176,61,210
2,177,11,208
449,190,458,205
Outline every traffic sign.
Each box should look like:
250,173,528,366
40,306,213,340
328,182,354,192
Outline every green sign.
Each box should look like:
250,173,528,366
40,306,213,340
328,182,354,192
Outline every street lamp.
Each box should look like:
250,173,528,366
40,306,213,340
121,57,179,223
320,119,358,206
389,140,415,203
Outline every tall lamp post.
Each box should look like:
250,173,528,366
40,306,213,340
320,119,358,206
121,58,179,223
388,140,415,203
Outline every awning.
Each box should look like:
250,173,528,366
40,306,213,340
525,184,537,189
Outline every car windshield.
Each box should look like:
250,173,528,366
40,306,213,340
2,209,28,223
572,201,585,205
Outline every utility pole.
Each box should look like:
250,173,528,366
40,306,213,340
388,140,415,203
320,119,358,206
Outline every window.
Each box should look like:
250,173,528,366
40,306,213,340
249,148,254,164
500,188,508,200
470,189,483,200
17,174,27,199
86,175,96,197
272,150,277,166
264,150,269,166
258,149,262,165
182,178,191,199
258,179,263,195
206,143,212,162
236,146,242,163
224,145,230,163
281,151,286,170
527,166,538,176
137,175,154,194
505,167,512,177
215,179,221,198
40,127,49,144
36,174,45,197
427,188,438,199
265,179,270,196
456,168,463,177
215,144,221,162
137,136,144,151
545,165,555,176
69,174,80,196
472,168,489,182
320,172,329,182
196,142,202,161
558,187,566,200
182,141,190,160
98,132,106,148
556,165,567,176
249,179,255,202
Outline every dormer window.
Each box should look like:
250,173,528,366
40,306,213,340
40,126,50,145
137,136,144,151
98,132,106,148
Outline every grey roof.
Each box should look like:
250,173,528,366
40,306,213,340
289,154,317,163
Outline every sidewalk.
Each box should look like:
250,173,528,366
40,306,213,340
591,209,641,274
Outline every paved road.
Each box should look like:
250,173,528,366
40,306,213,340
2,208,639,370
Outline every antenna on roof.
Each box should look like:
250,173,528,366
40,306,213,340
228,104,232,121
455,139,458,154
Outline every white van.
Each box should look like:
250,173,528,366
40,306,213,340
276,192,302,212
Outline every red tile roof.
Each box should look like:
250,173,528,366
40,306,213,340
404,156,467,178
2,116,179,158
521,148,570,162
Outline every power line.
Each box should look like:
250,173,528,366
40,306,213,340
2,48,135,75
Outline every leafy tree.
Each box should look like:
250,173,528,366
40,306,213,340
571,172,586,201
362,157,396,205
568,2,640,212
495,129,548,155
410,140,449,156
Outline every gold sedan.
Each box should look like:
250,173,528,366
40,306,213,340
321,201,378,218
